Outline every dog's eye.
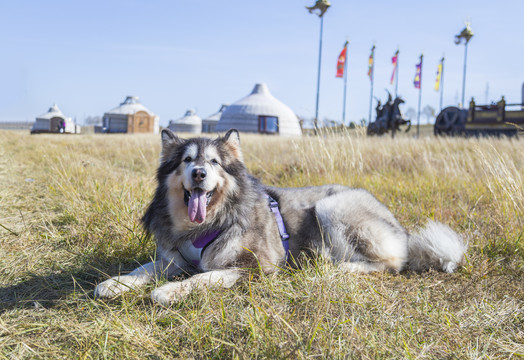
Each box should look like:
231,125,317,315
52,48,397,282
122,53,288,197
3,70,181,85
183,156,192,163
211,159,219,165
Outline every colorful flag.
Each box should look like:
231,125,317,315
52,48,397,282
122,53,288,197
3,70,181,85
367,45,375,80
434,59,443,91
414,56,423,89
390,50,399,85
336,41,348,78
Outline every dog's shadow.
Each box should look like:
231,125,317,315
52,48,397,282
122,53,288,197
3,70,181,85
0,257,150,314
0,255,452,314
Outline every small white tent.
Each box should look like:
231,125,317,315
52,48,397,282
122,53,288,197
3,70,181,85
216,83,302,136
31,104,80,134
168,110,202,134
202,105,228,133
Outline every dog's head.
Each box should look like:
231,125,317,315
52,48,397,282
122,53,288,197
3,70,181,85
158,128,244,226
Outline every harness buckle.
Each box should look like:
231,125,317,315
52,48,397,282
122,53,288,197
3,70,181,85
267,194,291,244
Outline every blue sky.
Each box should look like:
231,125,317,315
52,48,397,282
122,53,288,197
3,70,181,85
1,0,523,126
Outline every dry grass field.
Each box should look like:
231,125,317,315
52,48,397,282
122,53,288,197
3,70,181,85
0,128,522,359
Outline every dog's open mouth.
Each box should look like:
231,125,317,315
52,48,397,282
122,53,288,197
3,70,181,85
183,188,214,223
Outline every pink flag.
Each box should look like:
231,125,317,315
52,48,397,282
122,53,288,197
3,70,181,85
390,50,399,85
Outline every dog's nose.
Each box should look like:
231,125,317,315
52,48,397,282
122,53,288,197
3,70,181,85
192,168,207,183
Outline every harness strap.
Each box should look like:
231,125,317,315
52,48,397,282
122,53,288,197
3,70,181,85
267,195,290,264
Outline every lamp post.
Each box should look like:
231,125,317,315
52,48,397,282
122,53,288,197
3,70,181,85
306,0,331,131
455,22,474,108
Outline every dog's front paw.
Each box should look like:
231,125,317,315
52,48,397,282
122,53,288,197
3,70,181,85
151,282,193,306
94,275,139,298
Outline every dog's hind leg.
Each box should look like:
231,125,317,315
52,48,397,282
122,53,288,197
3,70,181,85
151,269,243,305
315,189,408,273
94,255,185,298
338,225,408,274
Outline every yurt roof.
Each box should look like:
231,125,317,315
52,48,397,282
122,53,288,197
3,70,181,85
170,109,202,125
203,104,228,122
36,104,67,120
105,96,154,115
217,83,301,135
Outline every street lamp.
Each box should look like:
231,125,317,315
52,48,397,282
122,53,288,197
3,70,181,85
306,0,331,131
455,22,474,108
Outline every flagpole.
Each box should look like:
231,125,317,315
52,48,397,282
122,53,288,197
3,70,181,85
368,45,375,126
314,16,324,130
368,79,374,126
416,54,423,138
439,57,445,112
342,41,349,125
417,83,422,138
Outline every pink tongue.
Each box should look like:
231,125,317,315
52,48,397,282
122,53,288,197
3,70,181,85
188,189,207,223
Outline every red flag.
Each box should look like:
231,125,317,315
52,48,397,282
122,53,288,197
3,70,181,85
390,50,399,84
336,42,348,78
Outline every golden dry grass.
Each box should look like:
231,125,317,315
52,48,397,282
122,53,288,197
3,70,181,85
0,129,522,359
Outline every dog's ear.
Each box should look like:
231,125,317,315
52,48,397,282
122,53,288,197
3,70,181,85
161,128,184,147
222,129,243,161
160,128,185,163
224,129,240,145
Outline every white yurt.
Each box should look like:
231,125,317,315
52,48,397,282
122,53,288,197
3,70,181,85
202,104,228,133
168,110,202,134
521,82,524,107
31,104,80,134
216,83,302,136
102,96,159,134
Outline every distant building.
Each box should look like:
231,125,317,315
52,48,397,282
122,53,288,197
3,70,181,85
102,96,159,133
31,104,80,134
216,83,302,136
202,105,228,133
0,121,34,131
168,110,202,134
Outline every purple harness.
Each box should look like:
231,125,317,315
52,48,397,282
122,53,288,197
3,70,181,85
177,229,222,268
178,195,290,269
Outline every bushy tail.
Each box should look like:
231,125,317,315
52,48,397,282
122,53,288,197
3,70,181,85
408,220,467,273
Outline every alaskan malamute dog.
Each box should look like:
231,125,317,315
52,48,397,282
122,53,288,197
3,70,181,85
95,129,467,305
